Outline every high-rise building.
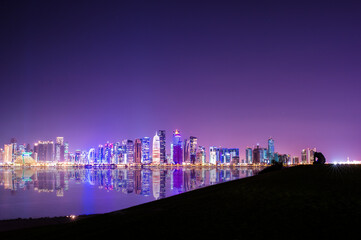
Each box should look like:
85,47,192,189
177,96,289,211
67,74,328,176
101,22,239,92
301,148,317,164
252,145,262,164
183,139,190,164
125,140,134,164
196,146,206,164
10,138,17,162
134,139,142,164
152,133,160,164
189,136,197,164
64,142,69,162
172,129,183,164
3,144,13,163
267,138,275,161
98,145,104,163
209,146,217,165
141,137,150,164
55,137,65,162
74,150,81,162
104,142,112,164
292,156,299,165
157,130,166,164
34,141,54,162
309,148,316,164
246,147,253,164
229,148,239,164
88,148,96,164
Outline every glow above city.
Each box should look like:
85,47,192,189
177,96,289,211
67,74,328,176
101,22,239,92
1,1,360,162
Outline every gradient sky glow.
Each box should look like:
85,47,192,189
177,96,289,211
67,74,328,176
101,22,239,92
1,0,361,161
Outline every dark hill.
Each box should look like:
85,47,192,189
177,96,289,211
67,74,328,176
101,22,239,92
3,165,361,239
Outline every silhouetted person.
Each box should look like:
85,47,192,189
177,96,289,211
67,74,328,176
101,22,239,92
313,152,326,165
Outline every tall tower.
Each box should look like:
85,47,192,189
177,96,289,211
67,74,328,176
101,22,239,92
252,145,261,164
246,147,253,164
172,129,183,164
141,137,150,164
10,138,17,162
125,140,134,164
152,133,160,164
55,137,64,162
209,146,217,165
267,138,275,162
157,130,166,164
189,136,197,164
134,139,142,164
183,139,190,163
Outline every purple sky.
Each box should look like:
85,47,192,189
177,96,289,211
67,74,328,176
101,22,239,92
1,0,361,161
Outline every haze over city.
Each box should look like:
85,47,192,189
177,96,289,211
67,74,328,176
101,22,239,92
1,0,360,162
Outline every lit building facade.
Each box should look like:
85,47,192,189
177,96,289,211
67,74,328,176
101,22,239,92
246,147,253,164
134,139,142,164
157,130,166,164
189,136,197,164
172,129,183,164
141,137,150,164
55,137,65,162
152,133,160,164
209,146,217,165
183,139,190,164
267,138,275,161
35,141,54,162
125,140,134,164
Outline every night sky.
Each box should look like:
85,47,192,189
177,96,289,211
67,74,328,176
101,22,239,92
1,0,361,161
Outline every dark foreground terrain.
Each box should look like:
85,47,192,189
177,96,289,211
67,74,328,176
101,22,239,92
2,164,361,239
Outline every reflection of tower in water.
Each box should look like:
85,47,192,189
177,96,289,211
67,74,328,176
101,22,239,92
141,169,151,196
134,170,141,195
152,169,160,199
159,170,166,199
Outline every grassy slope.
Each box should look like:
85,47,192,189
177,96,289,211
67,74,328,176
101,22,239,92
3,165,361,239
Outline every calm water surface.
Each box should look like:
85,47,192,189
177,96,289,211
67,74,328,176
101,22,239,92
0,167,262,220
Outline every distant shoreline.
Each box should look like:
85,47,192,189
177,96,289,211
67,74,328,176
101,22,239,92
0,163,298,168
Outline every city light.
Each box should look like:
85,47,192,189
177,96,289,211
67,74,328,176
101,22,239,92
0,133,325,167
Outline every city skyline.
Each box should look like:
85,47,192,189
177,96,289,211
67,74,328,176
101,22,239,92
1,1,361,162
0,133,325,165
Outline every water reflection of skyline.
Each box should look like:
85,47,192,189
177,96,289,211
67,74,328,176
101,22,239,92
0,167,261,199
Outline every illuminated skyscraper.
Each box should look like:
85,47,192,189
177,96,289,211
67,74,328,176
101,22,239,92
141,137,150,164
64,142,69,162
209,146,217,165
172,129,183,164
183,139,190,163
74,150,81,162
189,136,197,164
10,138,17,162
97,144,104,163
55,137,65,162
152,133,160,164
3,144,13,163
35,141,54,162
301,148,317,164
88,148,96,164
134,139,142,164
267,138,275,161
252,145,262,164
196,146,206,164
157,130,166,164
292,156,299,165
229,148,239,164
246,147,253,164
104,142,112,164
125,140,134,164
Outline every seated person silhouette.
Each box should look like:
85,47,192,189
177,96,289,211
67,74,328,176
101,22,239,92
313,152,326,164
